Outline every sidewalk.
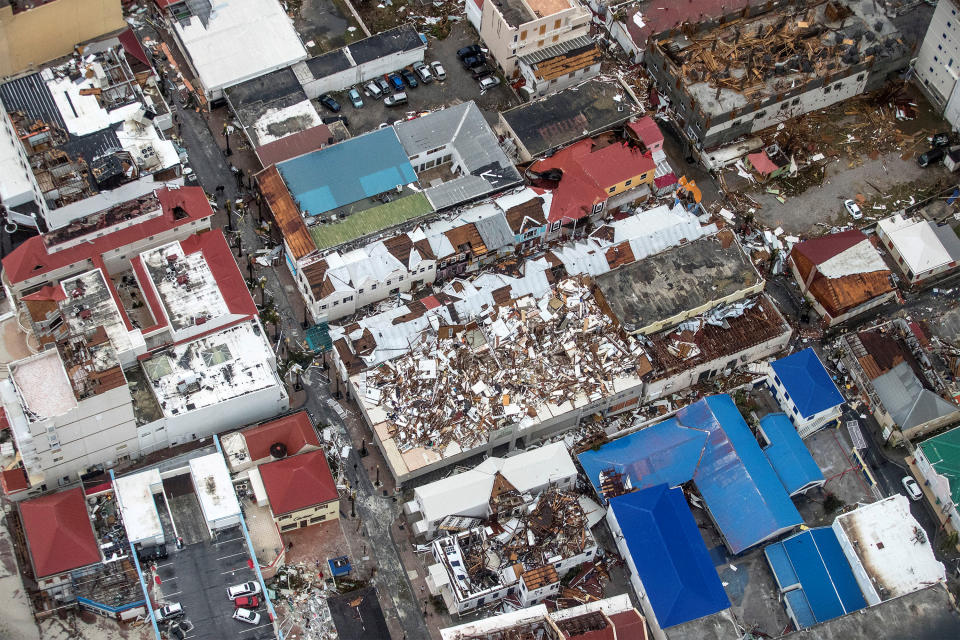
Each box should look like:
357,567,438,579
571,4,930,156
905,455,960,553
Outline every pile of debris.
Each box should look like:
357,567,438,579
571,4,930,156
362,278,649,454
271,563,338,640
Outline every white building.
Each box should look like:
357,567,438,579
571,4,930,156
832,495,946,606
405,442,577,538
167,0,308,101
113,467,166,547
189,452,243,535
915,0,960,127
876,214,960,285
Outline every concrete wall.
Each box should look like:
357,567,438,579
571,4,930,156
768,373,843,438
163,382,290,447
300,47,426,99
606,506,668,640
831,519,882,606
479,1,590,76
913,445,960,538
875,222,958,285
274,499,339,531
0,0,126,77
915,0,960,111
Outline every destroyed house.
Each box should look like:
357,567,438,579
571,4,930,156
427,487,598,614
643,0,911,150
517,35,603,97
440,593,648,640
789,229,896,327
0,43,180,230
580,395,804,554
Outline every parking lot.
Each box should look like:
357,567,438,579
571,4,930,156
316,22,520,134
149,474,273,640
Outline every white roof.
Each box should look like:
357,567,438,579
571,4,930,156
817,238,888,278
440,605,550,639
878,215,953,276
414,442,576,525
114,468,164,544
189,452,241,524
140,240,229,330
172,0,308,93
0,117,35,207
833,494,946,598
11,350,77,420
252,100,321,145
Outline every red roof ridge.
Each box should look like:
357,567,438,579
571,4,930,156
258,449,338,516
242,411,320,461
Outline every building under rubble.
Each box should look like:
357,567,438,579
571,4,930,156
644,0,910,151
426,486,599,614
0,37,180,230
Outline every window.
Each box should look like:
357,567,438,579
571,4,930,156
731,119,742,127
371,283,377,290
398,275,404,281
569,71,576,78
551,220,561,231
624,179,632,186
608,186,616,193
792,98,800,105
343,296,353,303
553,35,559,42
538,40,544,47
386,279,391,285
520,30,527,40
856,73,864,80
554,19,561,29
539,25,546,35
320,304,327,310
824,85,832,94
309,515,327,523
513,34,518,42
755,110,766,118
358,288,364,294
332,300,339,306
390,287,400,294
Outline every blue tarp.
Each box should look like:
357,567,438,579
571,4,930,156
770,348,844,419
577,418,708,495
277,127,417,217
764,528,866,628
580,395,803,555
761,413,825,495
610,485,731,628
684,396,803,554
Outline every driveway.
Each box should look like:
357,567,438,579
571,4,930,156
318,22,519,134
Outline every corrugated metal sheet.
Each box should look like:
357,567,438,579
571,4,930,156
257,165,316,260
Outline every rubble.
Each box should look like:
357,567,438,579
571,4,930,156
358,277,650,454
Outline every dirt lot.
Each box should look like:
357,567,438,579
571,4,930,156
316,21,520,134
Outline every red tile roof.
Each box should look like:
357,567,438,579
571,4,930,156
19,487,100,578
530,140,655,223
1,468,30,495
747,151,779,176
243,412,320,461
627,116,663,149
22,285,66,302
607,610,647,639
256,125,334,168
259,449,338,516
791,229,870,266
2,186,214,285
623,0,761,49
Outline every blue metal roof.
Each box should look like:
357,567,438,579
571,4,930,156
579,395,803,555
277,127,417,217
761,413,825,495
687,396,803,554
770,348,844,419
764,528,866,628
578,418,708,496
610,485,731,629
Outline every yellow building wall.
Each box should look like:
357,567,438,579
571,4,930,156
606,171,654,196
274,499,340,531
0,0,127,77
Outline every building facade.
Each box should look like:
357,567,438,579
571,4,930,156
915,0,960,127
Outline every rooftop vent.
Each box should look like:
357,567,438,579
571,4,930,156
269,442,288,459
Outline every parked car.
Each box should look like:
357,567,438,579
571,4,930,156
412,61,433,84
386,72,404,91
137,543,167,563
233,608,261,625
227,581,262,601
902,476,923,501
156,603,183,622
479,76,501,91
348,88,363,108
233,595,260,609
430,60,446,81
363,81,382,99
462,54,486,69
318,94,340,112
384,92,408,107
470,64,493,80
375,77,391,94
400,68,418,88
457,44,483,60
918,147,945,167
932,131,952,147
843,199,862,220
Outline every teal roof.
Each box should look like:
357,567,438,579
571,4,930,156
917,426,960,507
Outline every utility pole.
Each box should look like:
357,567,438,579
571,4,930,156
224,123,234,156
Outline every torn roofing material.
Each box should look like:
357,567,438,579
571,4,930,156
257,164,316,260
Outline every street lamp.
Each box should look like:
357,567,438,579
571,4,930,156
224,124,234,156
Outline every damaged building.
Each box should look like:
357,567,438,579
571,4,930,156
426,486,599,614
644,0,910,151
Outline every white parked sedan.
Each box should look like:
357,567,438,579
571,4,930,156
233,607,261,625
902,476,923,501
843,199,862,219
227,581,262,600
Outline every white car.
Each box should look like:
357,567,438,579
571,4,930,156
479,76,500,91
843,199,862,219
227,581,262,600
233,608,261,625
430,60,446,80
155,602,183,622
902,476,923,501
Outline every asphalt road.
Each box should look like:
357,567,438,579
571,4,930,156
173,89,432,640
